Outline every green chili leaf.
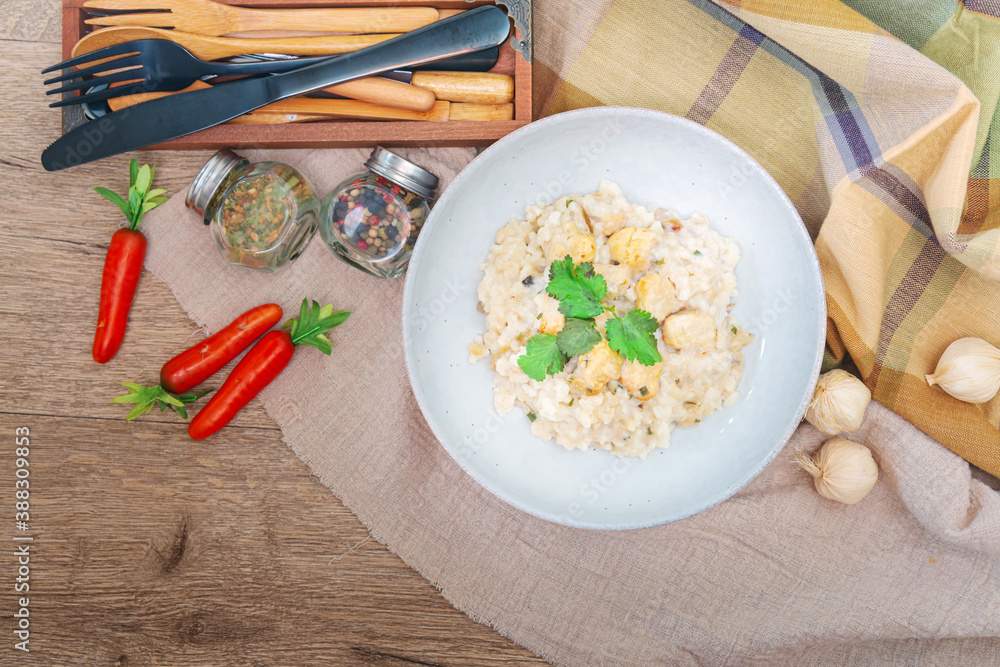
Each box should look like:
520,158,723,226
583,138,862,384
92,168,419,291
94,187,131,220
112,382,208,421
284,298,351,354
127,186,140,223
135,164,152,194
129,157,139,187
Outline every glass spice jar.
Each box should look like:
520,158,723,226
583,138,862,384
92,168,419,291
186,149,319,272
319,147,438,278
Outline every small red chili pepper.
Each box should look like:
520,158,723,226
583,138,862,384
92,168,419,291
188,300,349,440
92,158,168,364
160,303,283,394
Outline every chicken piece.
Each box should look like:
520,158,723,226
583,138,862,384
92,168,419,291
635,273,680,321
571,341,623,396
594,212,627,236
547,222,596,263
620,359,662,401
566,200,593,233
608,226,658,266
594,262,631,298
662,312,716,349
537,294,565,334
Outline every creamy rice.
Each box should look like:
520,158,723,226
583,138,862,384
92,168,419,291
470,180,752,459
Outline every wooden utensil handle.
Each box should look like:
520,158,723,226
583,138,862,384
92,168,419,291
324,78,436,112
233,7,439,34
448,103,514,121
69,28,400,60
410,72,514,104
109,83,449,122
254,99,450,122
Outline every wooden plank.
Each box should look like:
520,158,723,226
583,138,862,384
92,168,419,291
2,32,544,664
0,415,544,665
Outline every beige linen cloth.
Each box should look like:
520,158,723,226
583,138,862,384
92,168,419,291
143,147,1000,665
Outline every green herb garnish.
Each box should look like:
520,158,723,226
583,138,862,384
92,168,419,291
527,412,537,422
284,299,350,354
546,256,606,319
94,157,167,231
517,256,662,381
693,250,702,255
112,382,209,421
556,317,601,356
731,325,738,334
517,334,567,381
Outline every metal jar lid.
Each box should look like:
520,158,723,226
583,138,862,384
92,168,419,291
185,149,246,221
364,147,439,200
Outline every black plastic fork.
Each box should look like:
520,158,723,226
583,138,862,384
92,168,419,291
42,40,500,109
42,39,339,108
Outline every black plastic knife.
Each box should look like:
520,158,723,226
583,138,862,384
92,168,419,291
42,6,511,171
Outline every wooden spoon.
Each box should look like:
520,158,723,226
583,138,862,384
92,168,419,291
71,26,399,60
83,0,438,36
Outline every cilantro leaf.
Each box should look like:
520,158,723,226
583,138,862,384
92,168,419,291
546,256,607,319
517,334,569,381
605,309,662,366
556,317,601,357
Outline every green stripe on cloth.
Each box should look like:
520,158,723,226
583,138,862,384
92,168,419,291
921,4,1000,164
839,0,957,49
872,237,964,403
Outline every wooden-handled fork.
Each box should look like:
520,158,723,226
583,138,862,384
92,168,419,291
83,0,440,36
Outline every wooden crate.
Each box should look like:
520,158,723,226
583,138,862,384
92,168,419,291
60,0,531,149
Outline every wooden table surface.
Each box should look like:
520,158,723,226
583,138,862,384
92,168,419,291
0,4,545,664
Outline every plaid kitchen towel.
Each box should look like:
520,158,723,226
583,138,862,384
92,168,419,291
534,0,1000,473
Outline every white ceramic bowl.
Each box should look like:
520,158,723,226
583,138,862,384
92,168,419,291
403,107,824,529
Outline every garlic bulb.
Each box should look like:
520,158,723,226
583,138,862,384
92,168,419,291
926,337,1000,404
795,438,878,505
804,369,871,435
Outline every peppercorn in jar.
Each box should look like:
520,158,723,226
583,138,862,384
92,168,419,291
319,147,438,278
186,150,319,272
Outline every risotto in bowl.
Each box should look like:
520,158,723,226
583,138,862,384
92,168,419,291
403,108,825,529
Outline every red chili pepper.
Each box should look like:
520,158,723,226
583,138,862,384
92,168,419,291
188,330,294,441
160,303,283,394
92,159,168,364
93,228,148,364
187,300,349,441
